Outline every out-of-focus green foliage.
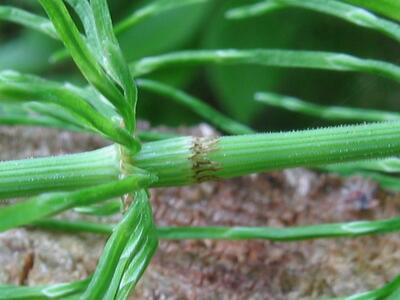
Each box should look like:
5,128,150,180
2,0,399,129
343,0,400,21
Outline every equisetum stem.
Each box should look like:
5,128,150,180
1,121,400,198
0,145,121,198
135,121,400,186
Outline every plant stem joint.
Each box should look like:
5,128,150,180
190,137,221,183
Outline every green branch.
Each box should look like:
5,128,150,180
0,5,58,39
255,91,400,122
50,0,210,64
130,49,400,84
0,71,135,147
34,214,400,241
226,0,400,44
343,0,400,21
335,274,400,299
114,0,209,35
137,79,254,135
0,277,89,300
83,190,157,299
0,173,155,232
38,0,138,142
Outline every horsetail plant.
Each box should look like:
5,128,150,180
1,0,400,298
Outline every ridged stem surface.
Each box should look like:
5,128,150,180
2,122,400,195
136,122,400,186
0,145,120,198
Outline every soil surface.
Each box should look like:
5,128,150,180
1,125,400,299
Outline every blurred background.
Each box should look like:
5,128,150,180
2,0,400,132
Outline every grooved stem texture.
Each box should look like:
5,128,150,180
1,122,400,196
0,145,120,198
136,121,400,186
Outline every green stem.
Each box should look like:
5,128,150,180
0,145,120,199
135,121,400,186
255,91,400,122
33,215,400,240
130,49,400,83
0,277,90,300
0,174,155,232
334,274,400,300
2,122,400,197
226,0,400,45
137,79,254,135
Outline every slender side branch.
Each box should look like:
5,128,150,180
137,79,253,135
114,0,209,35
226,0,400,45
130,49,400,84
0,278,90,300
0,174,155,232
255,91,400,122
34,215,400,241
0,5,58,39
